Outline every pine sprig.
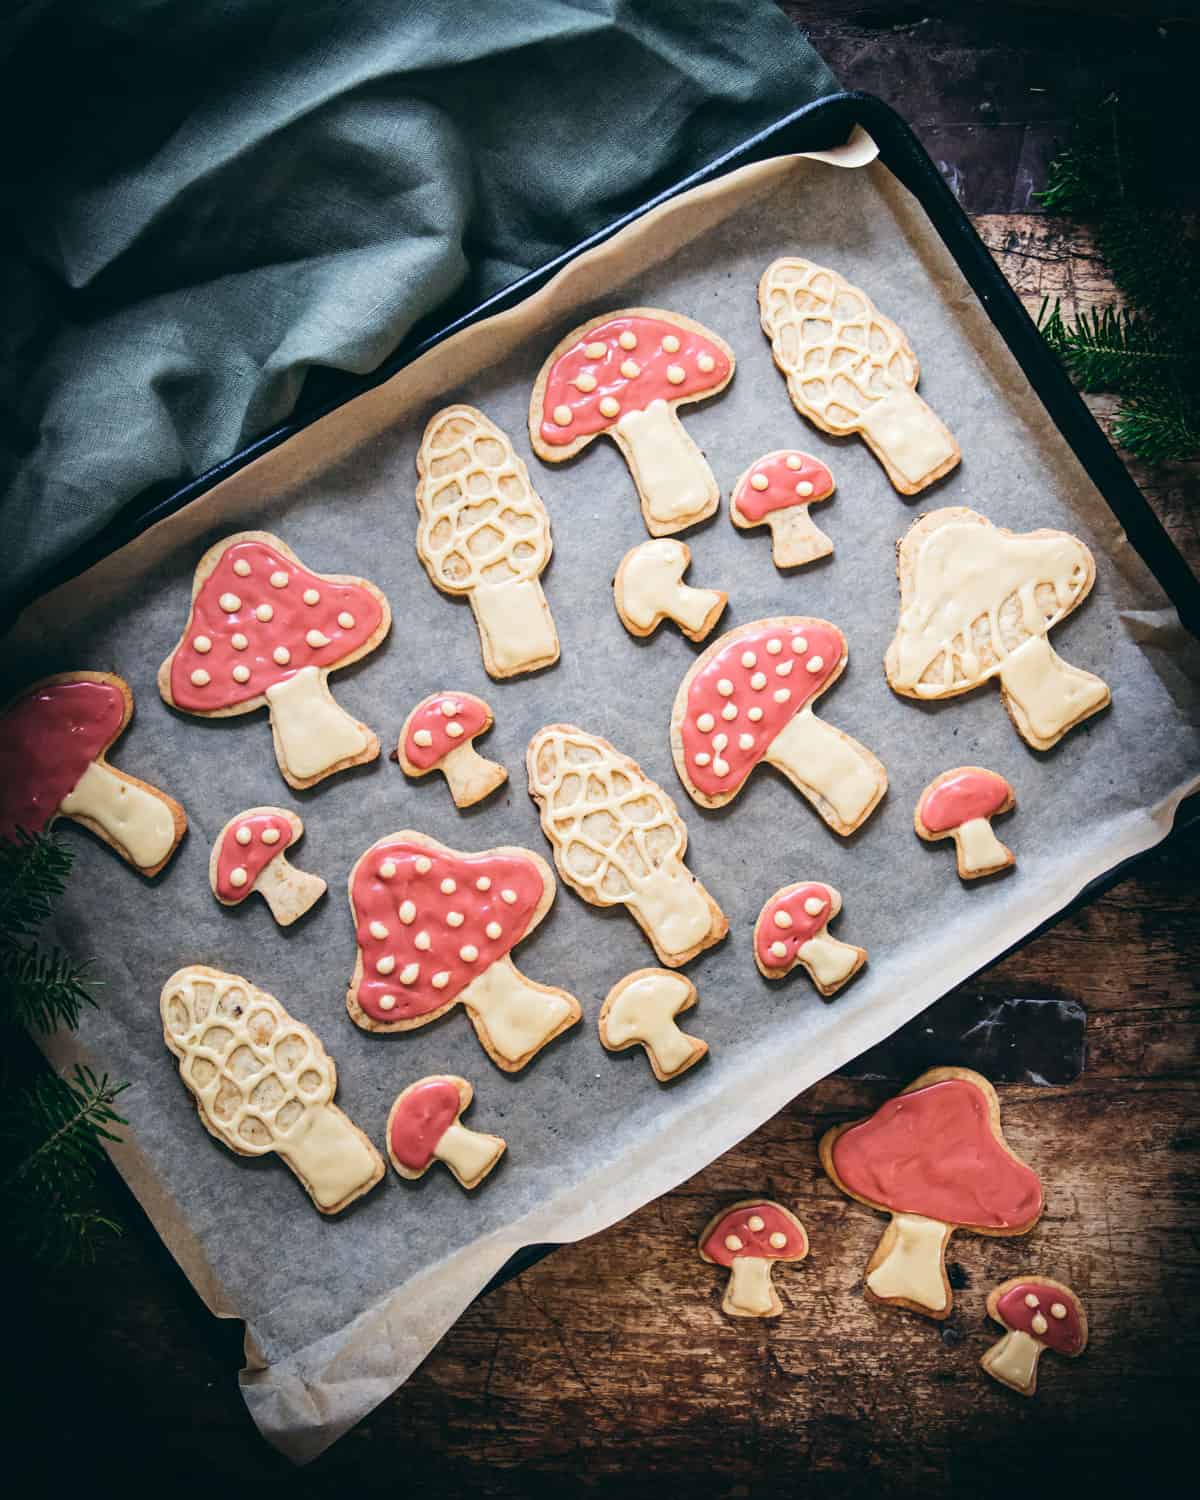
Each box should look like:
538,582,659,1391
0,831,97,1033
1038,302,1184,394
0,829,76,942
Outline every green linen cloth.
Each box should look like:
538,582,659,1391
0,1,837,612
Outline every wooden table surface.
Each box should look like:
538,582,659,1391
9,5,1198,1495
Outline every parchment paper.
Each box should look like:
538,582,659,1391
11,149,1199,1463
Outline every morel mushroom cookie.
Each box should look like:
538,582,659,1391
599,969,708,1082
416,405,559,679
981,1276,1088,1397
530,308,734,535
346,831,581,1071
670,617,887,835
386,1075,506,1190
160,965,384,1215
209,807,325,925
159,531,390,788
699,1200,809,1318
915,767,1016,880
730,450,836,569
397,691,508,808
0,672,186,876
819,1066,1043,1319
527,724,728,968
886,508,1110,750
613,539,727,642
753,881,865,996
758,257,960,495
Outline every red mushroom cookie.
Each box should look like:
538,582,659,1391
209,807,325,926
981,1276,1088,1397
0,672,185,876
397,692,507,809
346,831,581,1071
613,539,727,642
699,1200,809,1318
670,618,887,836
730,450,836,569
754,882,865,997
598,969,708,1082
819,1067,1043,1319
386,1075,506,1190
530,308,735,535
915,767,1016,880
159,531,390,788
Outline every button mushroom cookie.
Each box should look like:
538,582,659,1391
915,767,1016,880
397,691,508,809
613,538,727,642
530,308,735,535
385,1075,506,1190
0,671,186,876
753,881,865,996
729,450,836,569
209,807,325,926
981,1276,1088,1397
699,1200,810,1318
598,969,708,1082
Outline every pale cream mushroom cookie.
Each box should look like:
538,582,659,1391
613,538,727,642
599,969,708,1081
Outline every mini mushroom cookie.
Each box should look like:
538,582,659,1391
598,969,708,1082
0,672,186,876
670,617,887,836
819,1066,1043,1319
754,882,865,997
416,405,559,679
886,507,1110,750
915,767,1016,880
613,539,727,642
730,450,836,569
530,308,735,535
209,807,325,926
386,1075,506,1190
160,965,384,1214
981,1276,1088,1397
346,831,581,1071
527,724,728,968
758,257,960,495
698,1200,809,1318
397,691,507,808
159,531,390,788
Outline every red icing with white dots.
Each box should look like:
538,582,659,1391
995,1282,1084,1354
350,840,544,1022
702,1204,807,1266
0,679,125,840
215,812,295,901
831,1078,1044,1229
389,1079,461,1170
403,694,489,770
920,769,1011,832
539,314,731,447
733,451,835,523
170,538,384,711
755,883,833,969
680,621,845,797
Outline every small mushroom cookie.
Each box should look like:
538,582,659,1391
886,508,1110,750
346,831,581,1071
599,969,708,1082
670,618,887,836
160,965,384,1215
0,672,186,876
754,882,865,997
527,724,728,968
758,257,960,495
699,1200,809,1318
386,1075,506,1190
398,691,507,808
819,1067,1043,1319
159,531,390,788
613,539,727,642
530,308,735,535
981,1276,1088,1397
730,451,836,569
209,807,325,925
416,405,559,680
915,767,1015,880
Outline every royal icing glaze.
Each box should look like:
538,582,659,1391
920,769,1011,831
732,451,834,522
995,1283,1085,1354
0,678,126,839
388,1078,461,1169
403,694,488,770
755,883,834,967
615,538,725,638
601,970,705,1078
538,315,731,446
215,811,294,900
701,1203,806,1267
831,1078,1043,1229
170,538,383,711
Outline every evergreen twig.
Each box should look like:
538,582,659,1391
0,830,96,1034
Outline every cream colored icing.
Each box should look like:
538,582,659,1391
604,970,700,1075
997,635,1110,745
281,1104,384,1212
957,816,1009,874
461,956,575,1063
433,1119,505,1185
615,400,719,530
616,539,723,634
59,760,177,870
982,1328,1041,1393
866,1213,949,1311
471,578,559,675
725,1255,775,1316
857,389,958,489
762,706,884,829
797,934,860,990
264,665,370,780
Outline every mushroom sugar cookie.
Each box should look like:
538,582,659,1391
159,531,390,788
730,450,836,569
530,308,734,535
0,671,186,876
753,881,865,996
613,538,727,642
699,1200,809,1318
915,767,1016,880
386,1075,505,1190
981,1276,1088,1397
210,807,325,925
397,691,508,808
599,969,708,1082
